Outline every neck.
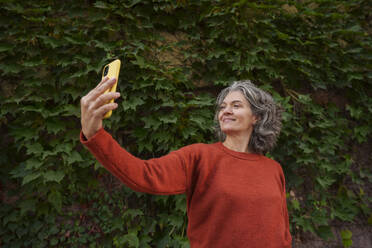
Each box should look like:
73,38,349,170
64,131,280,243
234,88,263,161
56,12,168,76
223,133,252,153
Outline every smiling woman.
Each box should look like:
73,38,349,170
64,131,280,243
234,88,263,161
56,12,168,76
217,91,258,153
80,79,291,248
215,80,283,154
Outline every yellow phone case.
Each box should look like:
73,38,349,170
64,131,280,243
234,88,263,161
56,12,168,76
102,59,121,119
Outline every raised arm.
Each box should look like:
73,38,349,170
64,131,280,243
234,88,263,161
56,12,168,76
80,78,188,195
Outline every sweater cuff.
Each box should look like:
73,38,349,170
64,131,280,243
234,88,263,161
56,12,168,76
80,128,107,145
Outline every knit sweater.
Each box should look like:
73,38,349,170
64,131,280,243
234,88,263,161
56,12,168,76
80,128,292,248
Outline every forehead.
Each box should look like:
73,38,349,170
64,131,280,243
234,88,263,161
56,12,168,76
222,90,248,104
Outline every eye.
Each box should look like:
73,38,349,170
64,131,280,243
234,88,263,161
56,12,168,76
219,105,226,110
233,104,240,108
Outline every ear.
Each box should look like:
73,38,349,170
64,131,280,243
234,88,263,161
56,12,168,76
252,115,259,125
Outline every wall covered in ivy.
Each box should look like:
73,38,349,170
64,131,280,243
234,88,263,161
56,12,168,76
0,0,371,247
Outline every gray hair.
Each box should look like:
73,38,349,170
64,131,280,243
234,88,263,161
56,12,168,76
214,80,283,155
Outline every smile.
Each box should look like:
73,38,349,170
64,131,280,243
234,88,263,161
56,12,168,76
222,118,236,122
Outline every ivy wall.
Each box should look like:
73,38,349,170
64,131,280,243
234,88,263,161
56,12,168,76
0,0,371,247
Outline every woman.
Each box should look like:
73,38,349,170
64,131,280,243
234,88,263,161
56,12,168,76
80,77,292,248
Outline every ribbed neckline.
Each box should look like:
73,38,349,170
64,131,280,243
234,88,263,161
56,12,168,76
214,142,262,161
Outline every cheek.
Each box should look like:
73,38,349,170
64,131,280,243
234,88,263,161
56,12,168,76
238,111,252,124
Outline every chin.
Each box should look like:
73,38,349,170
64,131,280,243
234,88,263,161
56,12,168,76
221,126,251,137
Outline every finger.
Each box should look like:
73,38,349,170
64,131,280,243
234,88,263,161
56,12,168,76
95,76,110,89
94,102,118,118
95,77,117,95
91,92,120,110
83,77,110,102
86,77,117,102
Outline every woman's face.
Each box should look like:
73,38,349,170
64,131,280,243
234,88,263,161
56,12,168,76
218,91,257,137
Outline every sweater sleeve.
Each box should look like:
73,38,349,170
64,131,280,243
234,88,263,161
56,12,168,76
80,128,188,195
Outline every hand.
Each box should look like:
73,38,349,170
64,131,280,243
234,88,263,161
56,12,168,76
80,77,120,139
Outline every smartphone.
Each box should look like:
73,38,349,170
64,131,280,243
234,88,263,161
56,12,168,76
102,59,121,119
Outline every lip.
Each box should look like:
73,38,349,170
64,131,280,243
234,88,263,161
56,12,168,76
222,117,236,122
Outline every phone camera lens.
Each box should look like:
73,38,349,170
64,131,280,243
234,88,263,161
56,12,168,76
104,66,109,76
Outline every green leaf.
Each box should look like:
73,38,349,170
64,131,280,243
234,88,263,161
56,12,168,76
45,119,65,135
292,199,300,210
22,173,42,185
94,1,109,9
126,0,142,8
50,238,59,246
368,214,372,225
94,160,103,170
10,127,38,141
48,190,62,213
141,116,162,130
48,226,59,235
123,209,143,219
64,36,85,45
123,97,145,111
75,55,91,64
341,229,353,248
0,63,22,74
37,35,63,49
62,104,80,116
340,229,352,239
25,158,42,170
346,105,362,119
19,199,37,216
66,151,84,164
159,115,177,124
3,211,19,226
297,94,312,104
0,44,13,52
342,239,353,248
190,116,207,128
123,232,140,248
133,55,146,68
293,216,315,234
354,126,370,143
30,221,43,234
316,176,336,189
316,225,334,241
43,170,65,183
22,58,44,67
114,229,140,247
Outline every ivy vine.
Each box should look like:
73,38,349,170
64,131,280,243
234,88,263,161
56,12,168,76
0,0,371,247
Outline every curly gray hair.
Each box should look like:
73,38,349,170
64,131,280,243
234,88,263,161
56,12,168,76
214,80,283,155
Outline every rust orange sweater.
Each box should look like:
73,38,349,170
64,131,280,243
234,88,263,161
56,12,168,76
81,128,292,248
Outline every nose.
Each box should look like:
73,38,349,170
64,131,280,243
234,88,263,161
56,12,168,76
221,105,233,115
